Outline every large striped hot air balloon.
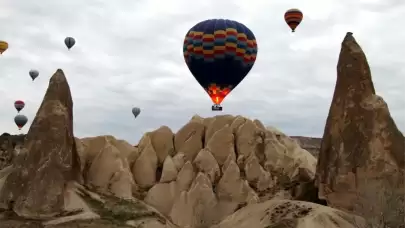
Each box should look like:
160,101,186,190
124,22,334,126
183,19,258,111
284,8,303,32
0,40,8,54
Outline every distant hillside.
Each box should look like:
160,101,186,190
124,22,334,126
290,136,322,157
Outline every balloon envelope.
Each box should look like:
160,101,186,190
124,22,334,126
132,107,141,118
0,40,8,54
284,8,303,32
29,69,39,80
64,37,75,49
14,100,25,112
14,114,28,130
183,19,258,105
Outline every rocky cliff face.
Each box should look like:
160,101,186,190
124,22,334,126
0,32,404,228
316,32,404,227
0,133,25,170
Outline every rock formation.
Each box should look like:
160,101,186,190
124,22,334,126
212,200,366,228
315,32,404,226
0,133,25,170
0,69,81,218
0,70,175,227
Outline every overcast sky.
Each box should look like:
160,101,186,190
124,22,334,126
0,0,404,144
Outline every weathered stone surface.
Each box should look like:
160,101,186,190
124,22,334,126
176,161,195,192
172,153,185,171
174,120,205,162
193,148,220,184
133,136,158,189
315,32,405,219
151,126,175,163
144,182,177,216
0,134,25,170
160,155,178,183
170,172,218,228
0,69,81,218
80,136,134,198
205,115,235,145
206,124,235,166
212,200,366,228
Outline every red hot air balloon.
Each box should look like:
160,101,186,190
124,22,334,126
284,8,303,32
14,100,25,113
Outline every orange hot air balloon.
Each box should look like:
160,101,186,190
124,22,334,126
0,40,8,54
284,8,303,32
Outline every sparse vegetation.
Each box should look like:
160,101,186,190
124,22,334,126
0,189,168,227
265,218,298,228
78,189,166,226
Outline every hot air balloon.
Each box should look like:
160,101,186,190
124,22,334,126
0,40,8,54
132,107,141,118
29,69,39,81
183,19,258,111
284,8,303,32
14,114,28,130
14,100,25,113
64,37,75,50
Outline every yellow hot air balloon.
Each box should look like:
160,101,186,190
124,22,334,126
0,40,8,54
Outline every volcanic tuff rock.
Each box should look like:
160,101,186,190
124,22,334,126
315,32,404,226
0,69,82,218
1,110,364,228
0,133,25,170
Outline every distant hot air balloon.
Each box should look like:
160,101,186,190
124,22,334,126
29,69,39,81
183,19,258,111
284,8,303,32
64,37,75,50
14,114,28,130
14,100,25,113
132,107,141,118
0,40,8,54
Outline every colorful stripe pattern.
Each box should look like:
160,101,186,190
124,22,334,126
183,19,258,104
183,19,257,65
284,8,303,32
